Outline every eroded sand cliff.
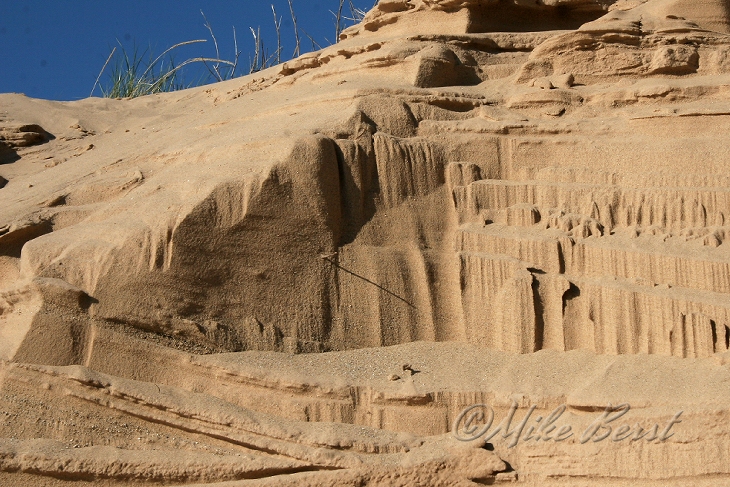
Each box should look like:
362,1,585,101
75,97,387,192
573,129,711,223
2,0,730,484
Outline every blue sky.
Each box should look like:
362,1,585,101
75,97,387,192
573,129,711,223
0,1,376,101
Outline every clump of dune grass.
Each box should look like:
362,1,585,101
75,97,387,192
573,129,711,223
91,11,240,99
92,1,377,99
91,40,232,98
